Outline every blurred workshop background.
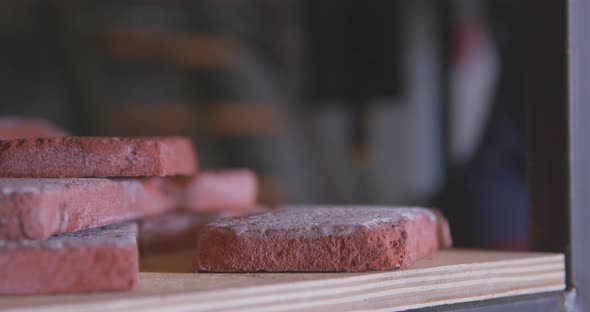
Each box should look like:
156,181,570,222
0,1,526,250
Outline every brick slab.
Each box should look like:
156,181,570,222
182,169,258,215
193,206,451,272
0,136,197,178
0,178,146,240
0,222,139,295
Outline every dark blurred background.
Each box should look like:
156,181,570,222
0,0,526,250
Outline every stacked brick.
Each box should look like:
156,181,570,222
0,117,452,295
0,118,260,295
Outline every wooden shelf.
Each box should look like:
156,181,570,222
104,103,287,137
0,249,564,311
100,30,236,68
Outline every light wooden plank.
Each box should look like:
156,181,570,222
0,249,564,312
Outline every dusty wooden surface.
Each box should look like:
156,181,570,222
0,249,564,312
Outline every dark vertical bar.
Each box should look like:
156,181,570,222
567,0,590,308
528,0,590,306
526,0,569,254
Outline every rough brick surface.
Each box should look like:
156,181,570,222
0,173,257,241
182,169,258,215
0,136,197,178
194,206,451,272
0,117,68,138
0,222,139,295
0,178,147,240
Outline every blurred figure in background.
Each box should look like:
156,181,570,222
437,0,527,250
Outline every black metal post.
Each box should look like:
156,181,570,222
526,0,569,255
527,0,590,309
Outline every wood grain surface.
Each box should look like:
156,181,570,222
0,249,564,312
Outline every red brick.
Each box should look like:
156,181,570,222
139,177,182,217
182,169,258,215
0,222,138,295
0,117,68,139
0,178,148,240
0,136,197,178
193,207,451,272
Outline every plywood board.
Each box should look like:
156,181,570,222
0,249,564,312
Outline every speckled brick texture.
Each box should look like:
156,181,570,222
0,136,197,178
0,178,174,240
0,117,68,138
193,206,452,272
0,222,139,295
